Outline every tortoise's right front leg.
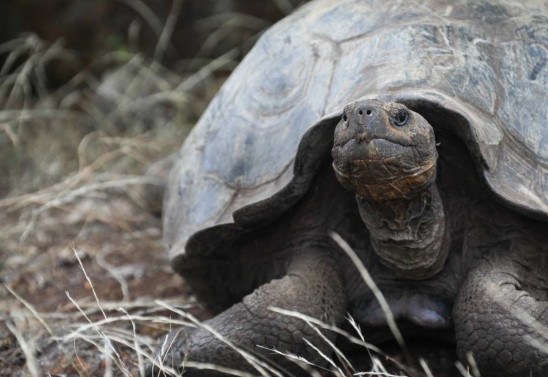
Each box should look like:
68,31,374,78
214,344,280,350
150,249,346,376
454,241,548,377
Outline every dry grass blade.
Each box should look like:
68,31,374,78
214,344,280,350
63,253,131,374
464,352,480,377
329,232,406,352
354,372,409,377
455,361,473,377
419,358,434,377
302,338,344,376
73,246,107,320
306,321,355,374
154,0,183,63
117,0,164,37
525,334,548,355
0,122,19,145
4,284,55,336
119,308,144,377
268,307,383,354
65,292,133,376
259,347,326,375
6,319,40,377
183,361,259,377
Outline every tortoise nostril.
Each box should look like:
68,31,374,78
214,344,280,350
356,107,373,117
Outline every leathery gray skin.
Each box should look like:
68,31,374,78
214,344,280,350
148,100,548,377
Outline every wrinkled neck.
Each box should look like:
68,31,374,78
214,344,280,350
357,184,448,280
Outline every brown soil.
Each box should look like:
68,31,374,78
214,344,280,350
0,183,212,376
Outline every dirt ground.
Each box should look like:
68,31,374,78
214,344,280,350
0,193,204,376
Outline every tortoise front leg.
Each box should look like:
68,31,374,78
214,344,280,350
454,242,548,377
149,249,346,376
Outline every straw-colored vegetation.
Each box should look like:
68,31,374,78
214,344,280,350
0,1,474,376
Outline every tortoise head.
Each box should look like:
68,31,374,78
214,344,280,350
331,100,437,201
332,100,447,280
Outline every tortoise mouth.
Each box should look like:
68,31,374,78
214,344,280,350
332,140,437,201
332,137,417,177
338,136,412,158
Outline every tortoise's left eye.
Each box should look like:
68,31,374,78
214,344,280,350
393,109,409,127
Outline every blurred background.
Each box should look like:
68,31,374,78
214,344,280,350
0,0,308,85
0,1,308,375
0,0,308,196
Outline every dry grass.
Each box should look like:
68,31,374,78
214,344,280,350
0,3,242,375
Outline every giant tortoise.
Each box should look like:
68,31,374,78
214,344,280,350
155,0,548,375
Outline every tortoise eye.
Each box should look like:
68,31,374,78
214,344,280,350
393,109,409,127
343,114,348,122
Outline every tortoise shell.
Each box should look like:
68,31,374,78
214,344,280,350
163,0,548,305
